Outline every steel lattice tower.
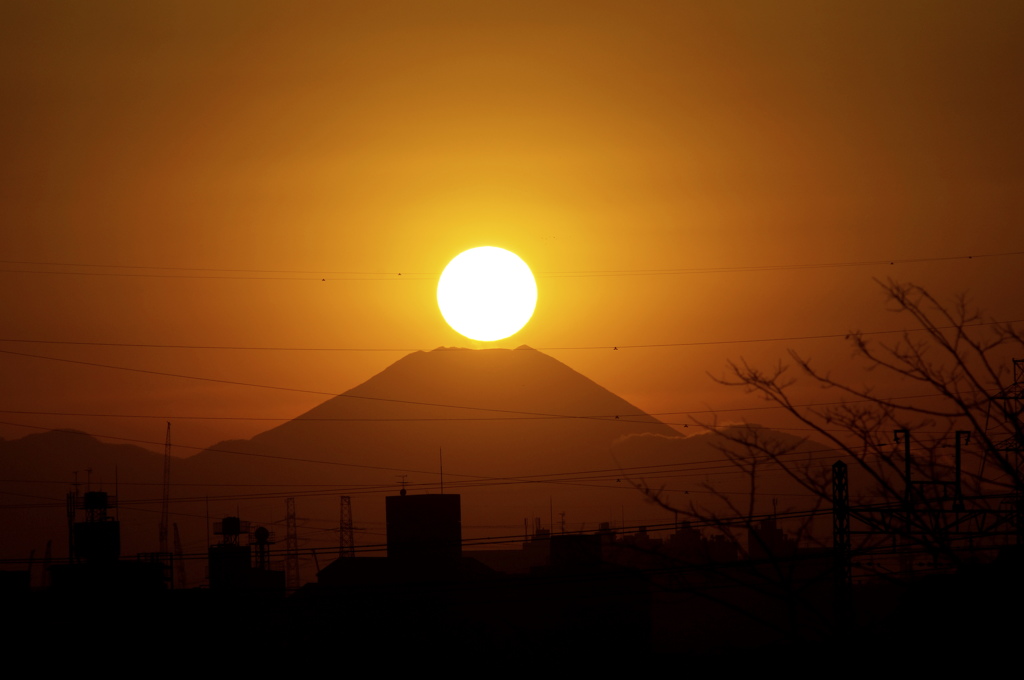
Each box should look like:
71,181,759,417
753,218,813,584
339,496,354,558
285,497,299,590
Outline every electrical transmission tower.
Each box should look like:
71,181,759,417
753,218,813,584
833,412,1024,588
285,497,299,590
173,522,187,589
339,496,354,558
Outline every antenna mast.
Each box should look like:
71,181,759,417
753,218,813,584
159,422,171,554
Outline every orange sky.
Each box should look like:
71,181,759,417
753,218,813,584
1,1,1022,454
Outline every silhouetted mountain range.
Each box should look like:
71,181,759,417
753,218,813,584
0,347,827,578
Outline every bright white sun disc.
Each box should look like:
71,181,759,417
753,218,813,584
437,247,537,342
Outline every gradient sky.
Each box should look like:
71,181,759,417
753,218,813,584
2,1,1022,454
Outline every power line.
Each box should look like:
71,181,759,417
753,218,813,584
0,318,1017,353
540,251,1024,277
0,390,975,423
0,419,443,475
0,457,841,516
0,419,770,492
0,260,432,277
0,249,1019,280
535,319,1022,350
0,415,960,509
0,347,681,424
0,339,417,351
0,417,858,501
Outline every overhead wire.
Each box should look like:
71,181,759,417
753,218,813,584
0,310,1009,431
0,417,953,511
0,389,970,423
0,248,1020,280
0,317,1018,352
0,265,1013,471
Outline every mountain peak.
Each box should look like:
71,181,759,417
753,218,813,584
223,346,679,474
337,346,647,418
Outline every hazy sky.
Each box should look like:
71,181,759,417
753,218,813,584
2,1,1022,453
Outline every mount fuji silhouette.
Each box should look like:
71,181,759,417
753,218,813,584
177,347,688,542
189,346,679,482
4,347,818,567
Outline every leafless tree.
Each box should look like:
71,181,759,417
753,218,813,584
633,281,1024,647
685,281,1022,567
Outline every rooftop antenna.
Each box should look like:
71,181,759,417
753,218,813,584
439,446,444,494
398,474,408,496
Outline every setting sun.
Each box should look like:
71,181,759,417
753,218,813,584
437,246,538,342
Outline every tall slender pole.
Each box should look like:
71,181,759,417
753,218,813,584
896,429,911,505
955,431,970,511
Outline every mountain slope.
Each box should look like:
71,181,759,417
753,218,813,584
187,346,680,485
